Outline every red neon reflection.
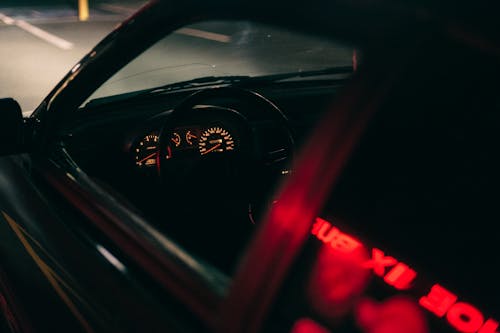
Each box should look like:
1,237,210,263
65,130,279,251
310,218,499,333
479,319,500,333
308,235,370,320
383,263,417,290
362,248,397,276
356,296,428,333
311,218,362,253
419,284,458,317
447,302,485,333
289,318,331,333
156,151,160,175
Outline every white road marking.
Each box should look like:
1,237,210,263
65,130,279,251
14,20,74,50
99,3,136,15
0,12,73,50
0,12,15,25
176,27,231,43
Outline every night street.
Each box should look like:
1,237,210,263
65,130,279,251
0,2,142,114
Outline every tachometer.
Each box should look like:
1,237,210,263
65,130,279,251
134,133,159,168
198,126,235,155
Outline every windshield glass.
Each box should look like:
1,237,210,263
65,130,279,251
86,20,353,103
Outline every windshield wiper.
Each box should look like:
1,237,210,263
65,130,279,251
240,65,353,85
84,75,251,107
145,75,252,94
142,66,352,95
85,66,352,107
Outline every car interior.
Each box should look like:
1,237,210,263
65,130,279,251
45,17,500,332
55,21,353,275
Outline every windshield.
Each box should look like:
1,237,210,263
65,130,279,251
86,20,353,103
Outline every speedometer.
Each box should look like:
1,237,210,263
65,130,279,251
134,133,159,168
198,126,235,155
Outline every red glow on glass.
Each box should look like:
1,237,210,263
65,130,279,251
156,151,160,175
311,218,362,253
383,263,417,290
308,238,370,320
356,296,429,333
447,302,484,333
479,319,500,333
419,284,458,317
313,219,340,243
309,218,499,333
356,297,379,329
289,318,331,333
362,248,397,276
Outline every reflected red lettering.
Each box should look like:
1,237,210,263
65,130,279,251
311,218,361,253
383,263,417,290
316,223,340,243
479,319,500,333
419,284,457,317
447,302,484,333
310,218,498,333
362,248,397,276
331,232,361,253
311,218,326,236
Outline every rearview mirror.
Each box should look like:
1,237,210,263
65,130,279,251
0,98,25,155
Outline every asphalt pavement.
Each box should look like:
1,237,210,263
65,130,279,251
0,2,144,114
0,1,352,115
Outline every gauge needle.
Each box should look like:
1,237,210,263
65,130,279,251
201,143,221,155
138,152,157,164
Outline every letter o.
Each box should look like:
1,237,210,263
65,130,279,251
446,302,484,333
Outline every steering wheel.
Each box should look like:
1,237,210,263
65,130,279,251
158,87,294,204
157,87,294,271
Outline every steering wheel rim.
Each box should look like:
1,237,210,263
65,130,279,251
157,87,294,190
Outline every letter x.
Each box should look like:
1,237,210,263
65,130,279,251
362,248,397,276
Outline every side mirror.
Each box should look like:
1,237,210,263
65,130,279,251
0,98,25,155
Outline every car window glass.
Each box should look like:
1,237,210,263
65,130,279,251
84,20,352,104
68,20,355,278
260,39,500,333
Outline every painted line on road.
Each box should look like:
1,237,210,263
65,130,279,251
15,20,74,50
99,3,136,15
0,12,15,25
176,27,231,43
0,12,73,50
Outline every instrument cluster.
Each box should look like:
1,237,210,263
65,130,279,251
132,124,238,170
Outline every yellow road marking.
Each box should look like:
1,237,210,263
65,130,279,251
1,212,94,333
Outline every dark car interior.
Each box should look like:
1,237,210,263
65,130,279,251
261,36,500,332
59,75,349,273
54,29,500,332
2,0,500,331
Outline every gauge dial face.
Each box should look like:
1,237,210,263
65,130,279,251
198,126,235,155
185,130,197,146
171,132,181,147
135,133,159,168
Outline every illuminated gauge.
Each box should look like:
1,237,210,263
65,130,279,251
171,132,181,147
134,133,159,168
185,130,197,146
198,126,235,155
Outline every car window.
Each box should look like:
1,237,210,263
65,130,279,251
259,37,500,333
68,19,356,279
84,20,353,104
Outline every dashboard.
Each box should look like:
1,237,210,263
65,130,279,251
66,83,344,206
64,83,345,272
124,88,304,188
